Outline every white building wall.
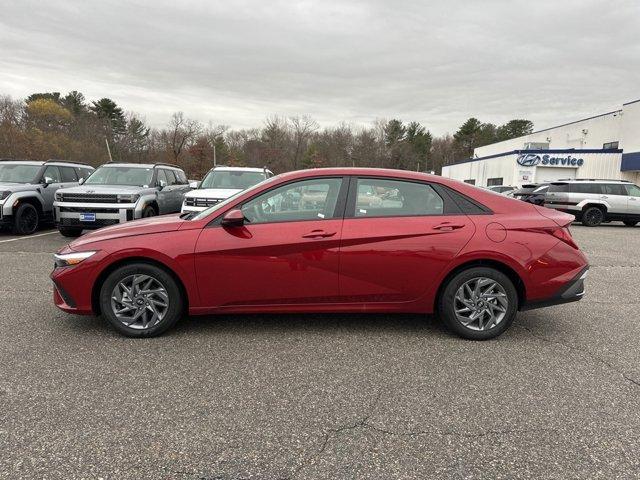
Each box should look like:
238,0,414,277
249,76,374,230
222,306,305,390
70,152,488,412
474,110,623,157
442,151,624,187
621,100,640,154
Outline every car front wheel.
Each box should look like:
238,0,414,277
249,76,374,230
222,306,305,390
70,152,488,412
99,263,183,337
13,203,39,235
438,267,518,340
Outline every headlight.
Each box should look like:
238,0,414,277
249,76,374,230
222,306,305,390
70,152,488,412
54,250,97,268
0,191,11,201
117,194,140,203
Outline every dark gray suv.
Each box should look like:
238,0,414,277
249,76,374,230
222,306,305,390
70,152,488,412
0,159,94,234
54,162,191,237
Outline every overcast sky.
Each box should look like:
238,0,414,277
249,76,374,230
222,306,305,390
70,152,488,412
1,0,639,134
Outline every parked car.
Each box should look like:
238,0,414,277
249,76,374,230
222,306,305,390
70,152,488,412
487,185,515,195
0,159,94,234
52,168,588,340
181,166,272,213
511,184,549,206
54,162,190,237
544,179,640,227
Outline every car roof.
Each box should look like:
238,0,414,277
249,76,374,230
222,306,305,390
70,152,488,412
0,159,45,166
211,166,270,172
101,163,183,170
551,179,631,184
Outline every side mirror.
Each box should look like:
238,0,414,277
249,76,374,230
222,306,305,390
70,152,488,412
78,177,85,185
189,180,200,189
221,209,245,227
158,179,167,190
42,176,54,187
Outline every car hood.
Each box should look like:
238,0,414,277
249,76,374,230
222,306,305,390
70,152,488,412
0,182,37,192
185,188,241,199
58,185,150,194
69,214,186,248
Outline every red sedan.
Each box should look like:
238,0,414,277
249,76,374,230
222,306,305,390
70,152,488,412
51,168,588,340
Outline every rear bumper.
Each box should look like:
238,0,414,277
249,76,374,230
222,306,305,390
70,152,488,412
520,265,588,311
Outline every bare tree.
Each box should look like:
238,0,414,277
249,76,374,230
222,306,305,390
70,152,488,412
167,112,201,163
289,115,318,170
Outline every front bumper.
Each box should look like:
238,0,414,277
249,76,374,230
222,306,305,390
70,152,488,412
181,204,207,214
51,249,108,315
520,266,589,311
54,202,139,229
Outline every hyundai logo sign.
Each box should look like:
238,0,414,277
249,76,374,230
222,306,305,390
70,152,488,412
516,153,584,167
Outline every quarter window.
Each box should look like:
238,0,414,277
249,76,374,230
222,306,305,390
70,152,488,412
242,178,343,224
352,178,443,217
487,177,503,186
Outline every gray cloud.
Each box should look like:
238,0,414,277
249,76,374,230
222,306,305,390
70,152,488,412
1,0,639,134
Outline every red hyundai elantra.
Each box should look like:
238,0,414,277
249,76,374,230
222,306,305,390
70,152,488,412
51,168,588,340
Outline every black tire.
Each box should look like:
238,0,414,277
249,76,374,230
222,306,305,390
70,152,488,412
142,205,157,218
12,203,39,235
58,227,83,238
99,263,184,338
623,220,637,227
581,206,604,227
438,267,518,340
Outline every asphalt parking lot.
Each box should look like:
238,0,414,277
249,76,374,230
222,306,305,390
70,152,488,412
1,225,639,479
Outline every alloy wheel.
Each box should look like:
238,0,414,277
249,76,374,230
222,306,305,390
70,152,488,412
20,207,38,233
454,277,508,331
110,274,169,330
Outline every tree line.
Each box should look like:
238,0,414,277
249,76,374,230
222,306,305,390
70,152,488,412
0,91,534,178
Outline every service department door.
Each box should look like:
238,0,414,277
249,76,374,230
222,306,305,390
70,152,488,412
535,167,575,184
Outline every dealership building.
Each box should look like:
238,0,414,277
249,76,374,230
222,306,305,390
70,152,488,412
441,98,640,187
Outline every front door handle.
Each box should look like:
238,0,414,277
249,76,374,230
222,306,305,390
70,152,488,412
302,230,337,238
433,222,465,231
600,196,608,199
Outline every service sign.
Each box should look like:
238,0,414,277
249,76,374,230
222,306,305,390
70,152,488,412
516,153,585,168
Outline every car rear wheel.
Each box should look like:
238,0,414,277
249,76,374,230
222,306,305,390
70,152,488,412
438,267,518,340
99,263,183,337
58,227,83,238
12,203,39,235
623,220,637,227
581,206,604,227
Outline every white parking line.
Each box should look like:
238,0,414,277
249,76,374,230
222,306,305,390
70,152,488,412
0,231,59,244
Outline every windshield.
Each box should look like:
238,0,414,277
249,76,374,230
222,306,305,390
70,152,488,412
85,166,154,187
0,164,41,183
200,170,266,190
190,176,273,221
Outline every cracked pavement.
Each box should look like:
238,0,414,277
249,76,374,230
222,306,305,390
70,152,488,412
1,225,640,479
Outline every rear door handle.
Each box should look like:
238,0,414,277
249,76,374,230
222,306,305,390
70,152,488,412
302,230,337,238
433,222,465,231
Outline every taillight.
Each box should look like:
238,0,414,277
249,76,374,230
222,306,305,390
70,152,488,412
549,226,579,249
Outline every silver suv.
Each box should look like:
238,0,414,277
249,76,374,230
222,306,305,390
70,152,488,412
0,159,94,235
544,179,640,227
54,162,191,237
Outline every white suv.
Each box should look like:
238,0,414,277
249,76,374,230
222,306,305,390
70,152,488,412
181,166,272,213
544,179,640,227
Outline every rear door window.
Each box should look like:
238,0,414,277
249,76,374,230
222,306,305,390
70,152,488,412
626,185,640,197
60,166,78,182
351,178,444,217
602,184,626,195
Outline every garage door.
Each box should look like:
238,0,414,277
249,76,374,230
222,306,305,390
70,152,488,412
535,167,576,183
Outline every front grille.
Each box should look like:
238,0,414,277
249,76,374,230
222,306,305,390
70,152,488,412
185,197,222,207
60,207,120,214
59,193,118,203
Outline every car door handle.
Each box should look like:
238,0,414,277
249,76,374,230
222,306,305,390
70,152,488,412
630,198,637,201
302,230,337,238
433,222,465,231
600,196,608,199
